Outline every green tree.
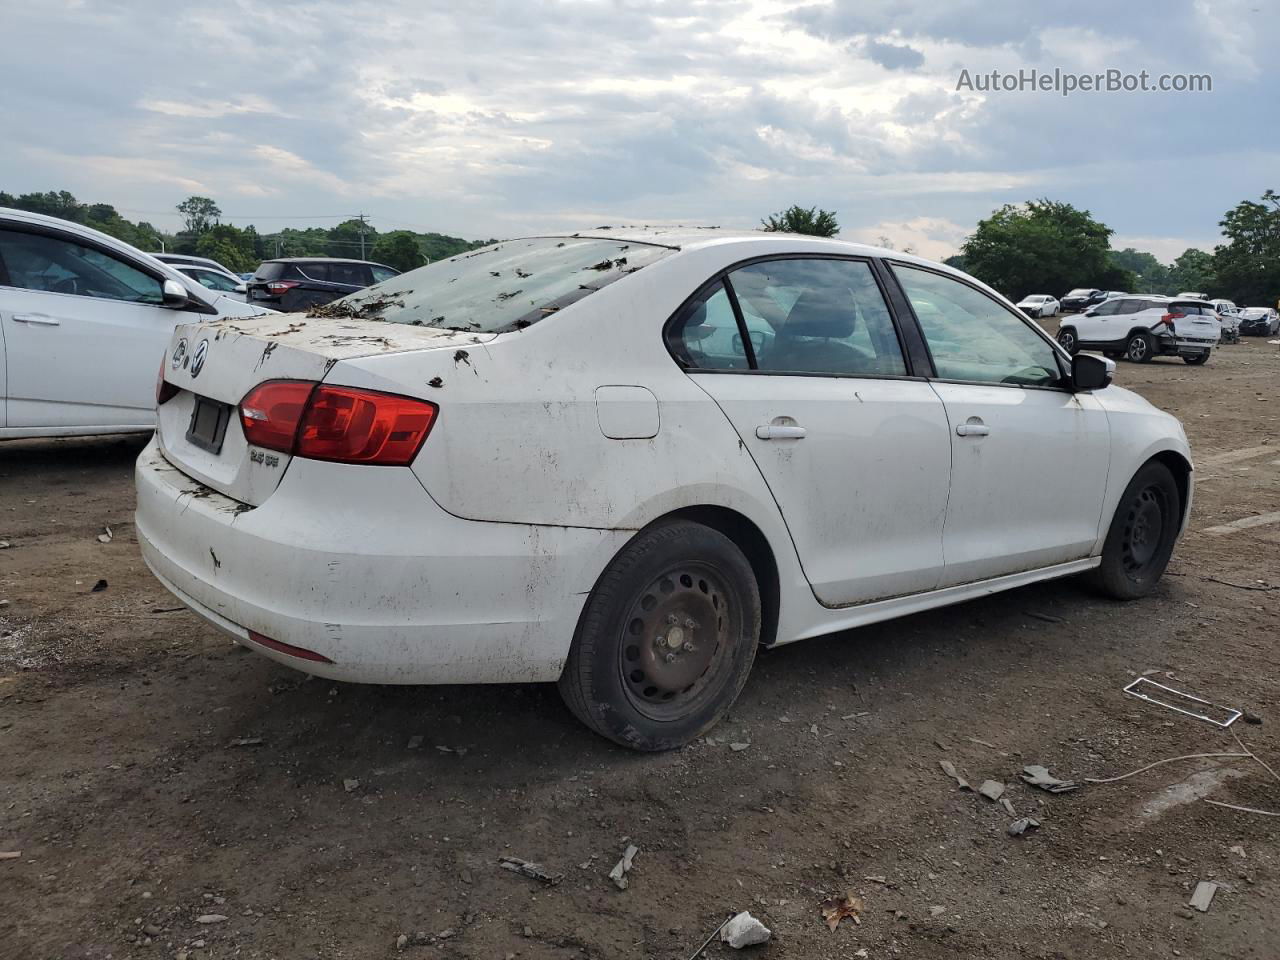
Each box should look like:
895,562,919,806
370,231,424,272
177,196,221,235
195,224,257,273
1168,248,1216,295
1211,190,1280,305
1108,248,1171,293
328,218,378,258
960,199,1132,300
760,205,839,237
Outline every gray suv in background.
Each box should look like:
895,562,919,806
245,257,399,311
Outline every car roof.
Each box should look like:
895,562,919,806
266,257,395,267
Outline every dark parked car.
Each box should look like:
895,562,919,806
1060,288,1108,312
245,257,399,311
1239,307,1280,336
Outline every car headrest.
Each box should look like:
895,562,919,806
782,288,856,338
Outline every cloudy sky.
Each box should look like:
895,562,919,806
2,0,1276,261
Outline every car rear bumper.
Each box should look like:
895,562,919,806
134,438,629,684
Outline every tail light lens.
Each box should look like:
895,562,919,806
266,280,301,296
156,358,179,405
239,380,438,466
1159,311,1184,328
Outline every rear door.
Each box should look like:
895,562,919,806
672,256,953,606
889,263,1110,586
0,225,195,430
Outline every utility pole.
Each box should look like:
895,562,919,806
354,213,370,259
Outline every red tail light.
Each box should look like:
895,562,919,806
239,380,438,466
156,358,179,405
1159,311,1184,327
266,280,301,296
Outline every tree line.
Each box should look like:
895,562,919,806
0,191,489,274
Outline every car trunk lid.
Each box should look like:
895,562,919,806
156,312,493,506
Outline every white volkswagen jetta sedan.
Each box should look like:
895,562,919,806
136,230,1193,750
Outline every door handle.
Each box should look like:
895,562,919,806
12,313,61,326
955,418,990,437
755,424,807,440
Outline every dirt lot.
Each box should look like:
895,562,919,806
2,330,1279,960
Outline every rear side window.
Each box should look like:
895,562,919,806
669,282,750,370
327,262,368,286
295,263,330,282
254,262,284,281
325,237,672,332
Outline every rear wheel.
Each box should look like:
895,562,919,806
1183,352,1209,366
1125,332,1156,363
1086,461,1180,600
1056,327,1079,355
558,521,760,751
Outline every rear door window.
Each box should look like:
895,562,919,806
669,282,749,370
296,263,330,282
328,262,368,286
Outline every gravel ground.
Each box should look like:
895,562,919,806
2,328,1278,960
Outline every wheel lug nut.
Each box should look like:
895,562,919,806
683,642,694,652
656,636,667,648
665,653,676,663
666,614,678,625
684,618,697,629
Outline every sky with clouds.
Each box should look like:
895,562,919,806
2,0,1276,261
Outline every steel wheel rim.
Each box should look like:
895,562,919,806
617,562,736,722
1121,485,1166,577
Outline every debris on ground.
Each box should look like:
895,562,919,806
195,914,228,924
939,759,972,791
928,906,946,917
395,933,409,950
1007,817,1041,837
227,737,263,747
1230,845,1246,858
968,737,998,749
1189,881,1218,913
406,735,424,750
720,911,771,948
1000,798,1017,815
1123,676,1242,727
608,844,639,890
0,852,21,860
343,778,360,793
91,579,108,592
498,856,563,886
1021,764,1079,793
820,892,864,931
979,780,1006,802
1243,711,1263,725
96,526,113,543
729,742,751,752
1024,610,1065,624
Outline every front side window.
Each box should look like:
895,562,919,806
370,265,399,283
894,265,1063,387
186,268,237,292
727,258,907,376
0,229,162,303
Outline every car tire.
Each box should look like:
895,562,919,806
1125,332,1155,363
1183,352,1209,366
1056,327,1079,355
1085,460,1181,600
558,520,760,751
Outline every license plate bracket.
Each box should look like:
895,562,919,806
186,396,231,454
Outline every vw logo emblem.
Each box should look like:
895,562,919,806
190,339,209,378
171,338,188,370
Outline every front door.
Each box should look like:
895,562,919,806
0,226,183,429
671,256,953,606
890,263,1111,586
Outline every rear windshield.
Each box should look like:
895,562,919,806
1170,301,1213,315
1240,308,1268,318
1065,288,1095,297
317,237,672,331
253,262,285,281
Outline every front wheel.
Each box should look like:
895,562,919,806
1056,327,1079,355
558,521,761,751
1125,332,1156,363
1086,461,1181,600
1183,352,1210,366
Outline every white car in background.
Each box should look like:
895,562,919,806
0,208,272,439
1056,295,1220,364
1015,294,1059,318
1208,299,1242,343
136,230,1193,750
153,254,249,303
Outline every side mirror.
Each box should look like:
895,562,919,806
234,283,247,294
161,278,190,309
1071,353,1114,391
